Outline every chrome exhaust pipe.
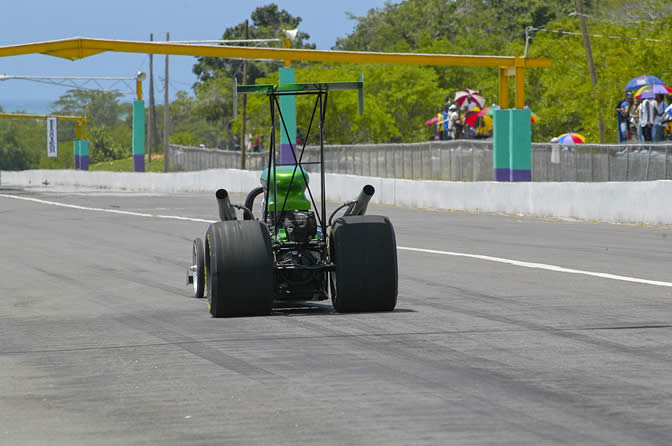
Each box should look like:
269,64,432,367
216,189,237,221
345,184,375,216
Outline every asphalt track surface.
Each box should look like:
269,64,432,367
2,186,672,445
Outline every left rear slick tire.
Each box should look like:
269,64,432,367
206,220,273,318
192,238,205,299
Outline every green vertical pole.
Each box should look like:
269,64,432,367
278,68,296,164
509,108,531,181
132,100,145,172
74,140,80,169
80,140,90,170
493,109,510,181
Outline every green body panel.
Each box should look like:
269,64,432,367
260,165,311,212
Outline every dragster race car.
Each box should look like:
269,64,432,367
187,77,398,317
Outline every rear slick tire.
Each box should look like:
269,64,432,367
192,238,205,299
331,215,398,313
206,220,273,317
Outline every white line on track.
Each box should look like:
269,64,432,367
397,246,672,288
0,193,215,223
3,192,672,288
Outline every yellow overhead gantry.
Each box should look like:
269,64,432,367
0,112,87,138
0,37,550,108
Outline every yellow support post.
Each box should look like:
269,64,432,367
499,67,509,109
514,58,525,109
136,79,143,101
515,68,525,109
281,38,291,67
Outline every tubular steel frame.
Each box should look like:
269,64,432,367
263,89,328,236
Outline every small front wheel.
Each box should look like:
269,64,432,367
192,238,205,299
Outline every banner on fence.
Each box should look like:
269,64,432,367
46,116,58,158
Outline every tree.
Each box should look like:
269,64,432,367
89,125,126,163
0,118,43,170
51,89,128,129
169,90,228,148
246,64,447,145
192,3,315,86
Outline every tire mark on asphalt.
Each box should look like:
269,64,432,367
19,262,275,381
403,275,672,364
110,312,275,381
282,314,672,445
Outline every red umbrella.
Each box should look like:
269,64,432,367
464,107,481,127
454,89,485,109
424,116,440,127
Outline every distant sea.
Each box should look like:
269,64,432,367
1,99,54,115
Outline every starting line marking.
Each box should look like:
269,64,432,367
3,192,671,289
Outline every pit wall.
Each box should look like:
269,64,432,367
2,169,672,226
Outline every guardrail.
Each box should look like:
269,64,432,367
168,141,672,182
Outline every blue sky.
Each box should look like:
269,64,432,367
0,0,387,110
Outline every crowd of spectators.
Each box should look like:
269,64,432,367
433,95,490,141
617,92,670,143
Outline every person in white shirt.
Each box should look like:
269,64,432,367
652,94,668,141
639,97,654,141
446,104,460,139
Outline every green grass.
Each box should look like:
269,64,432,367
89,156,166,172
39,140,75,169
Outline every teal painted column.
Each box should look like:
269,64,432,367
493,110,510,181
508,109,531,181
80,139,90,170
493,109,531,181
74,140,80,169
278,68,296,164
132,100,145,172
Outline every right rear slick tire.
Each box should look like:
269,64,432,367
331,215,398,313
206,220,273,317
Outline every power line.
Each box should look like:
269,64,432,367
534,27,672,43
568,11,649,27
0,75,139,95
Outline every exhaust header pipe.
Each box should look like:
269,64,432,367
345,184,375,217
216,189,237,221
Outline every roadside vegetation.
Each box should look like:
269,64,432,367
1,1,672,170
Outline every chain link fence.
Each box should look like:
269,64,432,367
168,141,672,182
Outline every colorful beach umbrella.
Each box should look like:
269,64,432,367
454,89,486,109
624,74,666,91
484,104,500,116
464,107,481,127
634,84,672,98
556,133,585,144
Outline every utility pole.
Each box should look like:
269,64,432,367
240,19,249,170
163,32,170,172
524,26,531,58
148,33,154,165
576,0,605,143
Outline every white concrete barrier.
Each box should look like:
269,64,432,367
2,169,672,225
